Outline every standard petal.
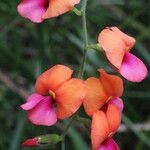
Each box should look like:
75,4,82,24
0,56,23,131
91,111,109,150
42,0,80,19
98,138,120,150
110,27,135,52
106,104,122,134
28,96,57,126
98,28,126,68
98,69,123,98
119,53,148,82
17,0,47,23
21,93,44,110
55,78,86,119
83,77,108,116
35,64,73,94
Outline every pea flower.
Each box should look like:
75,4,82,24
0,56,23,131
21,64,86,126
83,69,123,116
17,0,80,23
91,98,124,150
98,27,148,82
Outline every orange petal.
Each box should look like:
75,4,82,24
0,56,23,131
98,69,123,98
91,111,109,150
83,77,108,116
35,65,73,94
106,104,122,134
110,27,136,52
98,28,126,68
42,0,80,19
55,78,86,119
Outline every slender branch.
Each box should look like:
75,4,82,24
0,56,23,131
71,7,82,16
78,0,88,78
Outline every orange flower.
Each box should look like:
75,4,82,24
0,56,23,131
35,64,86,119
98,27,135,69
91,98,123,150
83,69,123,116
98,27,147,82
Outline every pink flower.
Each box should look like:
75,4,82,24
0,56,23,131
98,26,148,82
21,93,57,126
17,0,80,23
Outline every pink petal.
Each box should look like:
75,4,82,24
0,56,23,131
21,93,45,110
17,0,47,23
28,96,57,126
108,98,124,111
119,53,148,82
98,138,120,150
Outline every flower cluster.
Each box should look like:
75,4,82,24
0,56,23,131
21,65,124,150
17,0,148,150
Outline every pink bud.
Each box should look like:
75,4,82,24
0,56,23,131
22,138,39,147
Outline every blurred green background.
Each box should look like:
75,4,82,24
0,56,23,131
0,0,150,150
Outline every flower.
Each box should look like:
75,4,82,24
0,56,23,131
17,0,80,23
83,69,123,116
98,26,148,82
91,98,123,150
21,64,86,126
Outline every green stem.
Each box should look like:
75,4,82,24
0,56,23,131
78,0,88,78
61,1,88,149
87,43,102,51
72,7,82,16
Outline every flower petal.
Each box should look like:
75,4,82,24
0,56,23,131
98,28,126,68
98,69,123,98
98,138,120,150
119,53,148,82
106,103,122,133
42,0,80,19
91,111,109,150
108,98,124,111
83,77,108,116
35,64,73,94
21,93,44,110
28,96,57,126
17,0,47,23
110,27,135,51
55,78,86,119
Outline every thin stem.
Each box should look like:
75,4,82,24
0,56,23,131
61,114,77,138
87,43,102,51
78,0,88,78
61,139,65,150
61,1,88,149
71,7,82,16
